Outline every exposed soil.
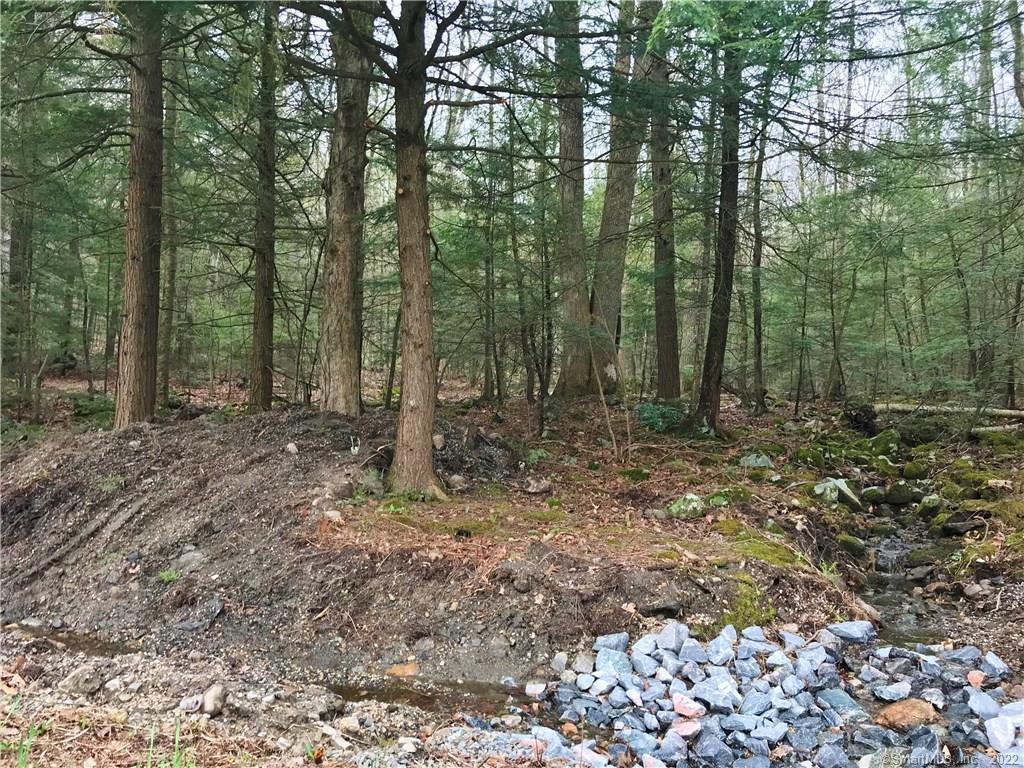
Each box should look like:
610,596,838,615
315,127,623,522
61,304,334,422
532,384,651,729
1,398,1021,765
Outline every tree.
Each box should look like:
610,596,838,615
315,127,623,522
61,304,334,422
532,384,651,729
649,17,680,401
320,14,372,416
114,3,164,430
250,1,279,411
389,1,444,497
695,25,742,432
552,0,590,398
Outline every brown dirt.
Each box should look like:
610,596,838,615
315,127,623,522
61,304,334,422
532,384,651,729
1,404,855,688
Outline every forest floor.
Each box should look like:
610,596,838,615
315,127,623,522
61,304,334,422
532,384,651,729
1,382,1022,766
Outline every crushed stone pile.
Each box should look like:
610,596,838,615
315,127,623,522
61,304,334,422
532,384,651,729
420,620,1022,768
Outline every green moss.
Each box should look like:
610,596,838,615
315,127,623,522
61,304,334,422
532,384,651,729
870,456,901,479
435,515,500,537
836,533,867,556
869,520,898,536
907,541,960,567
868,428,903,457
977,430,1024,457
713,519,745,537
793,447,825,469
928,511,952,533
718,576,776,632
939,482,966,501
524,507,566,524
619,468,651,482
992,499,1024,526
653,548,681,561
902,461,929,481
706,486,752,507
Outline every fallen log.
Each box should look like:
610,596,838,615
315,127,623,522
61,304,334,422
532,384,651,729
873,402,1024,419
970,423,1023,434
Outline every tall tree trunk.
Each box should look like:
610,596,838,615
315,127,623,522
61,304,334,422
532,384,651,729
649,38,680,400
552,0,591,397
695,39,742,432
159,60,178,407
589,0,656,394
750,102,768,414
390,1,444,498
250,2,278,411
114,3,163,430
692,47,719,406
320,19,370,415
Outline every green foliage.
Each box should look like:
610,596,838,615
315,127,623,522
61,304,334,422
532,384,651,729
636,403,684,433
158,570,181,584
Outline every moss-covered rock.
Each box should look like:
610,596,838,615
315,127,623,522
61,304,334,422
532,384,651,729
868,428,903,457
977,430,1024,457
863,486,887,504
837,533,867,556
907,541,959,567
793,447,826,469
902,461,929,481
885,480,915,506
916,494,944,519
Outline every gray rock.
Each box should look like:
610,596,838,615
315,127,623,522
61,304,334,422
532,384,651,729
179,694,202,713
632,653,660,678
980,651,1009,678
942,646,981,664
985,716,1017,752
609,686,631,708
573,651,596,674
591,678,615,696
576,674,595,690
740,691,772,716
741,626,767,642
596,648,633,678
594,632,630,652
694,733,734,766
736,757,770,768
872,682,911,702
817,688,865,718
678,640,709,664
919,688,945,710
735,658,762,680
620,728,659,756
657,730,688,762
968,690,1001,720
634,633,659,656
707,635,735,666
815,742,850,768
826,621,875,644
551,651,568,673
721,714,759,732
58,664,104,695
751,721,788,743
779,631,807,650
657,621,688,652
525,682,546,698
202,684,226,716
691,677,740,713
740,453,775,469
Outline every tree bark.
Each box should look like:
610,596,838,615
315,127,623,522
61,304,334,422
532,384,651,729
589,0,656,394
750,105,768,414
320,19,371,415
159,59,178,407
691,47,719,406
649,38,680,400
390,1,444,498
695,39,742,432
114,3,163,430
551,0,591,397
250,1,278,411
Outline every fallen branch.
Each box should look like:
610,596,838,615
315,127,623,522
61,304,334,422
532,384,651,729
970,423,1023,434
873,402,1024,419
